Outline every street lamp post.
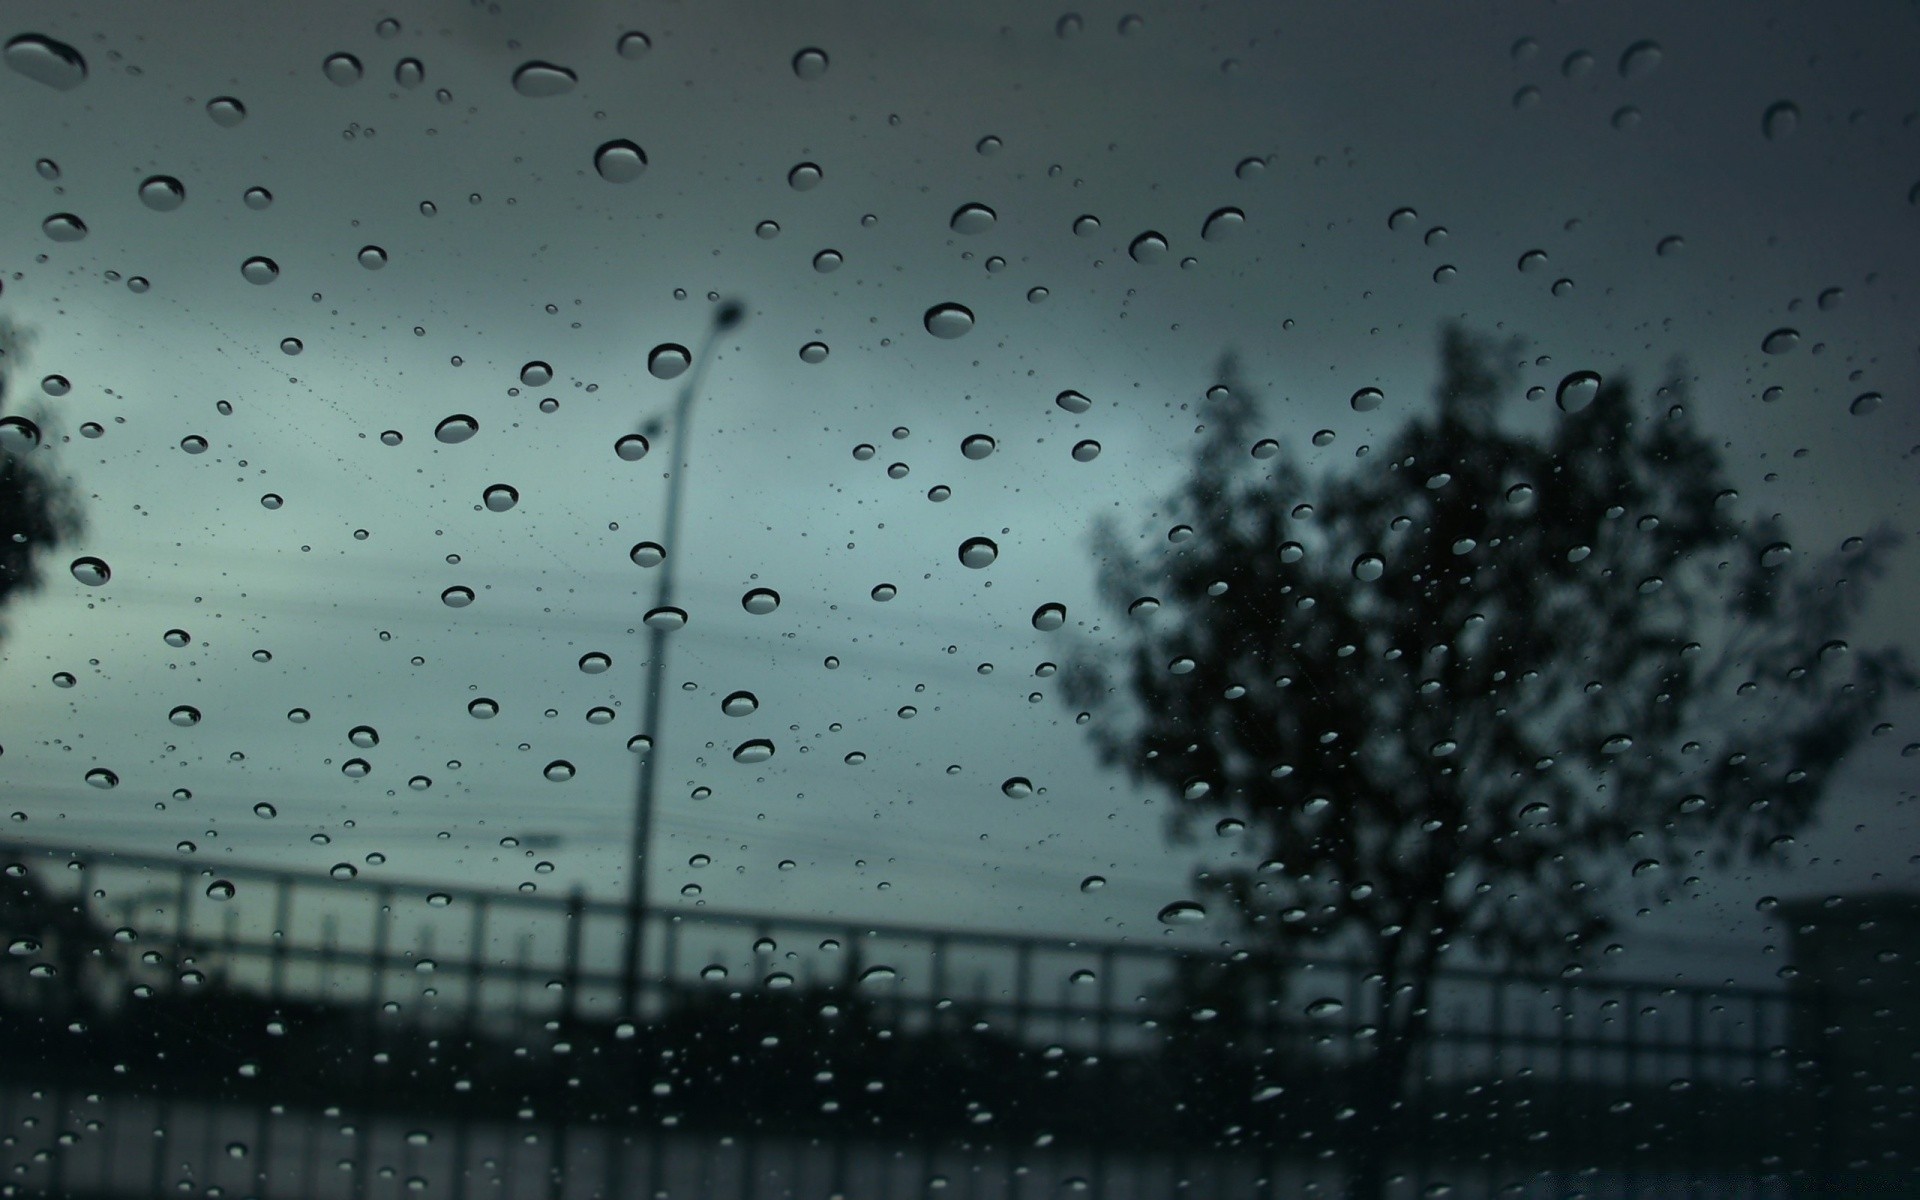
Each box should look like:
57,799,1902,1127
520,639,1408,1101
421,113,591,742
619,300,743,1021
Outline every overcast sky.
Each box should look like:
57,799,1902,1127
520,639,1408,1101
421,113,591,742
3,0,1916,984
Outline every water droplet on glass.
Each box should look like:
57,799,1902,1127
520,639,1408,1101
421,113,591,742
5,34,87,89
812,249,843,272
1055,390,1092,414
255,802,277,819
594,139,648,183
137,175,186,212
441,586,474,608
395,58,424,87
792,48,829,80
1071,440,1102,462
1556,370,1602,412
331,862,359,880
1618,39,1662,78
1200,207,1244,241
627,541,666,568
286,707,309,723
511,61,577,97
960,434,996,460
741,588,780,615
1759,542,1792,568
1157,900,1206,925
1349,387,1383,413
644,606,687,630
0,417,40,453
977,135,1002,155
468,698,498,718
1127,231,1168,264
787,162,823,191
615,434,650,460
41,374,71,396
241,257,279,284
543,760,576,781
342,758,371,778
167,704,202,728
799,341,830,363
207,97,247,126
1762,100,1800,141
722,690,759,717
1304,997,1344,1018
435,415,478,443
1001,777,1033,799
579,652,612,673
70,556,110,586
34,157,59,179
207,880,236,901
924,303,975,339
648,344,691,379
84,767,118,789
1072,214,1101,237
1352,554,1385,582
1032,603,1067,631
950,203,997,234
42,214,86,242
1850,392,1882,417
870,583,897,602
352,244,388,270
733,739,775,764
958,537,999,568
1760,328,1799,354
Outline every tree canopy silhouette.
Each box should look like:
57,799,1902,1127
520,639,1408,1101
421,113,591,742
1072,326,1907,1196
0,317,83,648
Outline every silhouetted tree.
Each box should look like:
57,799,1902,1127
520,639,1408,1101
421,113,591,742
0,317,82,647
1072,327,1907,1198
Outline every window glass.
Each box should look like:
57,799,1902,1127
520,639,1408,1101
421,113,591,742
2,4,1915,1198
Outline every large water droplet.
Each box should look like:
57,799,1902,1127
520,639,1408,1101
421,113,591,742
1157,900,1206,925
924,303,975,339
1759,542,1793,568
357,245,388,270
1352,554,1385,582
322,52,363,85
1128,231,1169,264
331,862,360,880
544,760,576,781
84,767,118,789
1850,392,1883,417
1055,390,1092,414
742,588,781,615
734,739,775,763
1080,875,1106,893
512,61,578,97
961,434,996,460
435,415,478,443
595,139,647,183
1387,207,1419,230
5,34,87,90
0,416,41,453
615,434,650,461
644,606,687,630
617,31,652,59
958,537,999,568
42,214,86,242
787,162,823,191
483,484,519,512
441,586,474,608
1032,603,1066,631
241,257,279,284
207,96,247,126
70,556,111,586
950,203,997,235
1001,777,1033,798
138,176,186,212
1554,370,1601,412
870,583,897,602
791,48,829,80
1760,328,1800,354
1349,387,1384,413
1618,39,1663,79
1762,100,1800,142
1071,440,1101,462
395,58,424,87
468,698,499,718
342,758,371,778
1200,207,1244,242
169,705,201,728
799,341,830,363
812,249,843,272
722,690,759,717
648,344,691,379
579,652,612,673
629,541,665,567
1072,214,1101,237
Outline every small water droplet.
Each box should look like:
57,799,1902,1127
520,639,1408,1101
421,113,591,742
950,203,997,234
1304,997,1344,1018
1762,100,1800,142
594,139,648,183
958,537,999,568
138,175,186,212
1556,370,1602,412
511,61,577,97
924,303,975,339
648,344,691,379
435,414,478,443
342,758,371,778
741,588,781,615
207,97,247,126
791,47,829,80
5,34,87,90
1350,387,1384,413
1157,900,1206,925
1760,328,1800,354
395,58,424,87
1200,207,1244,241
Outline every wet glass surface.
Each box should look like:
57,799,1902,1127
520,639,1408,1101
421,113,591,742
2,4,1917,1197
